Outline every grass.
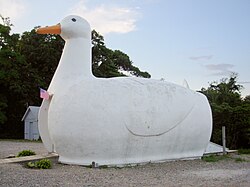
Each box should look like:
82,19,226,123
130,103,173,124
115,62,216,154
202,154,230,162
238,149,250,154
202,154,249,163
234,157,246,162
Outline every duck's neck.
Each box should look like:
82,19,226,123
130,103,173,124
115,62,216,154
49,38,94,92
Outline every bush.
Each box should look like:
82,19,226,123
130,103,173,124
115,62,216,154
35,159,52,169
26,159,52,169
17,150,36,157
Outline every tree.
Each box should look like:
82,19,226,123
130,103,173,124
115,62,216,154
91,30,151,78
200,73,242,106
200,74,250,149
19,29,64,92
244,95,250,103
0,16,28,137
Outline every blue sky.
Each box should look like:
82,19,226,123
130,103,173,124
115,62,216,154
0,0,249,96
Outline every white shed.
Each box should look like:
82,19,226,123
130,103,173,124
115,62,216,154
21,106,40,140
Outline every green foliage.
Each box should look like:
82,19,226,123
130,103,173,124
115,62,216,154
0,17,32,137
238,149,250,154
0,96,7,124
26,161,36,168
91,30,151,78
202,155,229,162
200,73,242,106
200,73,250,149
244,95,250,103
35,159,52,169
17,150,36,157
26,159,52,169
202,154,248,162
234,157,246,162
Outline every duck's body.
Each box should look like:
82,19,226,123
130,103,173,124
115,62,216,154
38,15,212,166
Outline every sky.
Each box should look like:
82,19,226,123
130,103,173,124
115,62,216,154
0,0,250,97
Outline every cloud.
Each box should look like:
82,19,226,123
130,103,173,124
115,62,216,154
205,63,234,71
189,55,213,61
205,63,234,76
0,0,27,22
68,0,139,35
238,81,250,84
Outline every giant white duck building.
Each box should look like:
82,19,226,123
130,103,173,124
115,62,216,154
37,15,212,166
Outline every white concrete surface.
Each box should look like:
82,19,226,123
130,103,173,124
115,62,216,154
38,15,213,166
204,142,229,154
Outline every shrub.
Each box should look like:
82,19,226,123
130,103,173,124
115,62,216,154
35,159,52,169
26,159,52,169
17,150,36,157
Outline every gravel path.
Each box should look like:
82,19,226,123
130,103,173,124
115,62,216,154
0,140,250,187
0,140,48,158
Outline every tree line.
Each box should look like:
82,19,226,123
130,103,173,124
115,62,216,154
200,74,250,149
0,17,249,149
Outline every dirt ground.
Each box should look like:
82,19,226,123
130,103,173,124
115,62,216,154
0,140,249,187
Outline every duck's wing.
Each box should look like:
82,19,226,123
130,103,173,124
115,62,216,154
119,78,198,136
38,100,54,152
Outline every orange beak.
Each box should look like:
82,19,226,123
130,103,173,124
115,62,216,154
36,24,61,34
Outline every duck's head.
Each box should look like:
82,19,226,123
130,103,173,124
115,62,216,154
36,15,91,40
